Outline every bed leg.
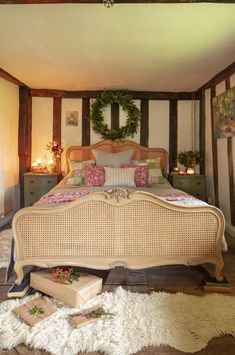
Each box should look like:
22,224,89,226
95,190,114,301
14,262,24,285
214,256,224,281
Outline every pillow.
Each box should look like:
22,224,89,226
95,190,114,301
133,158,163,185
104,167,136,187
84,166,105,187
66,160,96,185
92,149,134,168
121,163,149,187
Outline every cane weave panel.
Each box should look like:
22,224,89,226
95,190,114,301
17,200,218,260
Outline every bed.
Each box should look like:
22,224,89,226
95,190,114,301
13,140,225,285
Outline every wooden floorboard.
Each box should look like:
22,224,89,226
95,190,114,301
0,234,235,354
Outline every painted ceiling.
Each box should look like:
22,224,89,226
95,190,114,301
0,3,235,91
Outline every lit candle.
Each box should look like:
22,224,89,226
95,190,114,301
32,162,37,167
36,158,41,165
187,167,195,175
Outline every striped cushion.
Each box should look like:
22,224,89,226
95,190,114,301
104,167,136,187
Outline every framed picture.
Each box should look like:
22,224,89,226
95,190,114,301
66,111,79,127
212,87,235,138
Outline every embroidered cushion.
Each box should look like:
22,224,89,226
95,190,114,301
92,149,134,168
84,166,105,187
104,167,136,187
121,164,149,187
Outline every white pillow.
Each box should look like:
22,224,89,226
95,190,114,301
104,167,136,187
93,149,134,168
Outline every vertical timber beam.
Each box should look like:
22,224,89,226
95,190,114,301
53,97,62,145
82,98,90,146
210,85,219,207
226,78,235,226
111,103,119,130
140,99,149,147
18,87,32,207
169,100,178,172
199,91,206,175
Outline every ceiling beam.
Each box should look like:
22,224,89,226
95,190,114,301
0,67,28,87
198,61,235,91
30,88,201,100
0,0,234,4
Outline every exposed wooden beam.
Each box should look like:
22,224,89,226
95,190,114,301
198,62,235,91
199,90,205,175
82,98,90,146
0,67,28,87
210,85,219,208
169,99,178,173
30,89,200,100
140,99,149,147
0,0,233,4
111,103,119,130
53,97,62,145
18,87,32,207
225,78,235,226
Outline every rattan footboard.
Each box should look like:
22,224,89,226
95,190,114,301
12,190,225,284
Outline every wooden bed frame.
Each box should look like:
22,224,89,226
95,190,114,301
13,140,225,284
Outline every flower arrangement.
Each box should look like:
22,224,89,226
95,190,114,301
176,150,202,168
46,141,64,158
50,267,82,284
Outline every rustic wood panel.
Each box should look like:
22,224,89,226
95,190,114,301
0,67,27,87
53,97,61,145
82,98,90,146
140,99,149,147
199,90,205,175
210,85,219,207
225,78,235,226
30,89,200,101
199,61,235,91
18,87,32,208
111,103,119,130
169,100,178,172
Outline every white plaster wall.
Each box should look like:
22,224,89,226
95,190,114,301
0,78,19,215
61,98,82,170
205,89,215,204
32,97,53,165
148,101,169,152
215,81,231,223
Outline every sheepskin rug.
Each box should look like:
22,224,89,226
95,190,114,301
0,287,235,355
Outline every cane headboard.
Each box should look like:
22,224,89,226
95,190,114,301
66,140,168,176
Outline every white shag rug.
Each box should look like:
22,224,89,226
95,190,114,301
0,287,235,355
0,228,12,268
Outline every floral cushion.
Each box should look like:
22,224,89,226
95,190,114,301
84,166,105,187
133,158,163,185
121,164,149,187
66,160,96,185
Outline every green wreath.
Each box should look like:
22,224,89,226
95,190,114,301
90,91,141,140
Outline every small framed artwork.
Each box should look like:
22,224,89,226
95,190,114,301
66,111,79,127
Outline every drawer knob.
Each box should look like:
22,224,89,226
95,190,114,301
29,180,34,183
47,180,53,183
30,192,34,195
196,182,201,185
179,182,183,185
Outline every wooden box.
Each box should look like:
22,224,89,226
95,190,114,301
30,270,102,307
14,296,57,326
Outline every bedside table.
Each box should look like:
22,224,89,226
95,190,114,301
169,175,207,202
24,173,61,207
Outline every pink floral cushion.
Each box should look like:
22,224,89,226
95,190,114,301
84,166,105,187
121,164,149,187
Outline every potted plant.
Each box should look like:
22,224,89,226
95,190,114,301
176,150,202,172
